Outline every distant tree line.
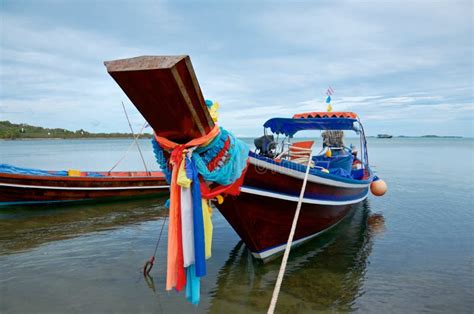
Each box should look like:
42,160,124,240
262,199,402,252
0,121,153,139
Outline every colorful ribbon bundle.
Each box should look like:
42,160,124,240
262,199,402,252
151,101,249,304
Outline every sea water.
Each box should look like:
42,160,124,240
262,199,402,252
0,138,472,313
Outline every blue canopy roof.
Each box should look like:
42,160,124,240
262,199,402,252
263,117,358,136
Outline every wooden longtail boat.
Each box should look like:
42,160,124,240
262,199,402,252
0,164,169,206
105,55,380,260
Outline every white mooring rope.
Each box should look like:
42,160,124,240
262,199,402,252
267,150,314,314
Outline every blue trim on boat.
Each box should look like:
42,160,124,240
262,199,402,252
263,117,358,136
0,163,105,178
249,151,372,185
243,184,369,202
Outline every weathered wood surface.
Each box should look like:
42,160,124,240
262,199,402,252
105,55,214,143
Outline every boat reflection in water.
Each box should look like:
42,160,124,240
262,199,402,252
208,200,383,313
0,196,168,255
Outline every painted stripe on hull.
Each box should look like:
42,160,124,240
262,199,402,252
240,186,369,205
0,182,170,191
249,156,370,188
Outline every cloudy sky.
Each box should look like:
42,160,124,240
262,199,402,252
0,0,472,136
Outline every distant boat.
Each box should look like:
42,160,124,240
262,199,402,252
0,164,169,206
377,134,393,138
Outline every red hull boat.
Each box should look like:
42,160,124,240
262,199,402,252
218,152,371,259
0,165,169,206
105,55,381,260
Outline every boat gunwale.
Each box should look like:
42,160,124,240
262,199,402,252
248,154,373,188
0,171,166,182
0,182,170,190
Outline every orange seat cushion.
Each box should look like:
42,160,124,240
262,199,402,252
289,141,314,160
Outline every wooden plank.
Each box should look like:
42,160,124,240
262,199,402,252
104,55,214,143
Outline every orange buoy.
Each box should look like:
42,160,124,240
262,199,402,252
370,177,387,196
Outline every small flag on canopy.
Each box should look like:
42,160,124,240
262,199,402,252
325,86,334,112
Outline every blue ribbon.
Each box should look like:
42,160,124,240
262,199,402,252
190,159,206,277
151,138,172,184
185,265,200,304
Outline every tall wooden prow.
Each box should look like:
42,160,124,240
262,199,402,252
104,55,214,143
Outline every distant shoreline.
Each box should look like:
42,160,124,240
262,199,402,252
1,120,468,140
1,136,469,141
0,120,154,140
0,137,153,141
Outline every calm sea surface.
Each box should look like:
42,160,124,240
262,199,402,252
0,138,472,313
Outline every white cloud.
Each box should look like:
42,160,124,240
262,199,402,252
0,1,472,137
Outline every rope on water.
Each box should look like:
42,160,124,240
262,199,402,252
267,149,314,314
143,212,168,276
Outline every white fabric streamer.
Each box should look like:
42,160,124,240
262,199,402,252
180,186,195,267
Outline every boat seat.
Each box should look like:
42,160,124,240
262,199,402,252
314,160,330,169
313,153,354,173
289,141,314,165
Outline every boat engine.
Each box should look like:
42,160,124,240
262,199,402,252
254,135,277,158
